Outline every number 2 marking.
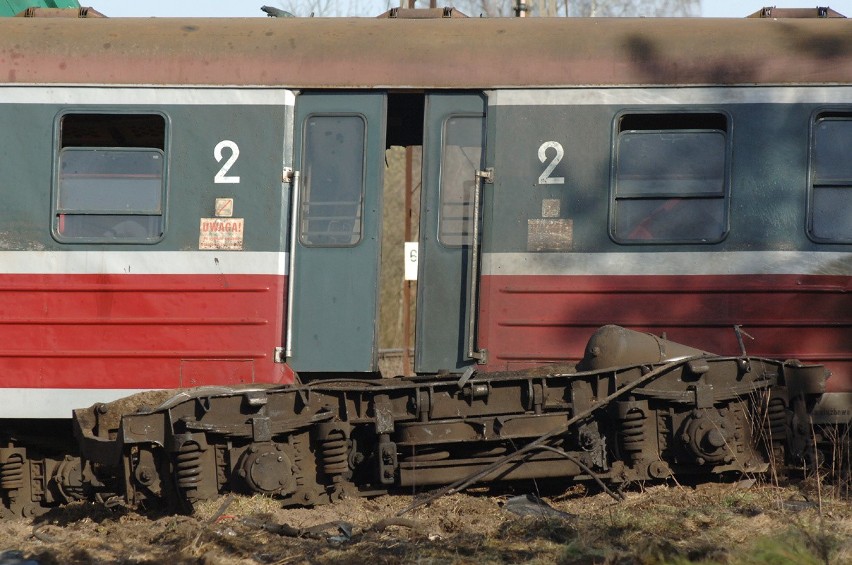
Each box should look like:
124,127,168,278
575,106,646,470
214,140,241,184
537,141,565,185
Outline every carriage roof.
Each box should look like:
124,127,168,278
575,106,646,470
0,16,850,89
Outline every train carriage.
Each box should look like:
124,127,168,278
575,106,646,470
0,10,847,514
0,87,293,416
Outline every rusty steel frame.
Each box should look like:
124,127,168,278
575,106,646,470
56,327,828,516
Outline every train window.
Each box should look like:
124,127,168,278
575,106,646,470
300,115,365,247
54,113,166,242
612,113,729,243
438,115,485,247
810,115,852,242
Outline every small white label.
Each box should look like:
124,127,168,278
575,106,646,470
215,198,234,218
199,218,244,250
404,242,418,281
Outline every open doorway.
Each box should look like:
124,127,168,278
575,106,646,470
378,93,424,377
378,92,487,377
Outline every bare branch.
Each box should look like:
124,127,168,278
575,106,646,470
274,0,700,18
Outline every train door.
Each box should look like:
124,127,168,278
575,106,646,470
287,92,387,372
416,93,487,373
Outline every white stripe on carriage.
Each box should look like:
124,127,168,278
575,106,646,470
0,388,156,419
482,251,852,277
0,251,288,276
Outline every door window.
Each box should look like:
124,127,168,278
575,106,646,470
438,115,485,247
299,114,366,247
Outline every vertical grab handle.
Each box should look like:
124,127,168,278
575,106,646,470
467,167,492,364
285,170,301,359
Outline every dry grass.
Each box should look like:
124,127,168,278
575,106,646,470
0,480,849,564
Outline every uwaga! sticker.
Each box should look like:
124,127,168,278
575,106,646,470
199,218,244,250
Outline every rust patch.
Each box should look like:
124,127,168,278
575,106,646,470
541,199,561,218
0,18,851,87
527,218,572,251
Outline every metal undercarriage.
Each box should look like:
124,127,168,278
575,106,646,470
0,326,831,517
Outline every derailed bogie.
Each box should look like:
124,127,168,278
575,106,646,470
114,396,330,510
70,329,829,512
0,448,88,518
616,400,761,477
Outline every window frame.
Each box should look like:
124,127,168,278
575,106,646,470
298,112,368,248
807,109,852,244
51,110,169,245
609,110,732,245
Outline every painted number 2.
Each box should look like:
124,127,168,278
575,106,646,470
537,141,565,185
214,140,241,184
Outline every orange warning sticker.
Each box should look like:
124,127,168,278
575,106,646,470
199,218,244,250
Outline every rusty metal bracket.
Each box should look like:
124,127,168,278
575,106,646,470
733,325,754,357
415,388,432,422
377,439,397,485
373,395,394,435
691,383,715,409
456,365,476,389
244,390,268,408
476,167,494,184
251,417,272,442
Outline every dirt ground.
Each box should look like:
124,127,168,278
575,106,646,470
0,479,850,565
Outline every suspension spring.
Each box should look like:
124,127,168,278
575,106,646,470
766,397,787,442
175,441,204,492
0,454,24,491
320,429,348,476
620,408,647,457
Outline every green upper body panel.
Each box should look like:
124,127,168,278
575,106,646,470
0,89,291,253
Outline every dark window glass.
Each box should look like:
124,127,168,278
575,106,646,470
61,114,166,149
55,114,166,242
612,113,728,243
439,115,485,247
300,115,365,246
811,116,852,241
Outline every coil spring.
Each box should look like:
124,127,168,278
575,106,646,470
0,454,24,491
175,441,203,490
321,430,348,475
620,408,647,454
766,397,787,442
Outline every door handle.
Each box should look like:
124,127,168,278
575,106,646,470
285,170,301,359
467,167,493,364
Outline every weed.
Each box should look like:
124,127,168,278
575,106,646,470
499,516,576,544
739,531,825,565
556,540,604,564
